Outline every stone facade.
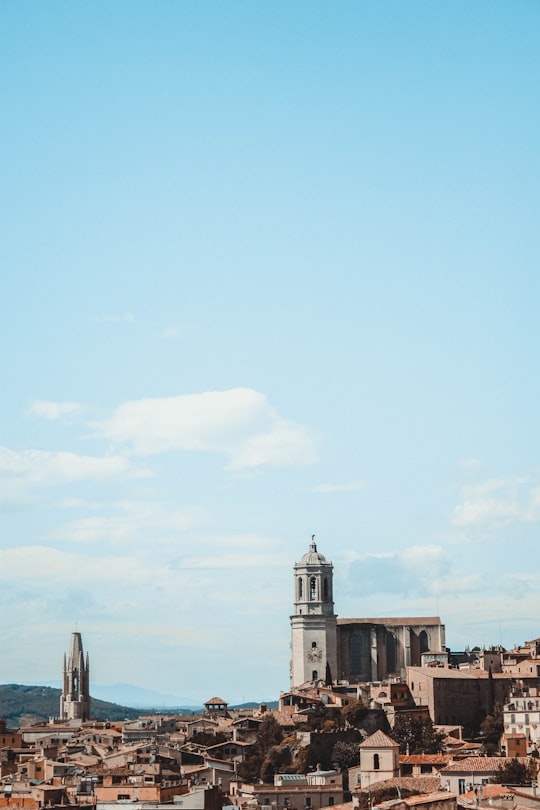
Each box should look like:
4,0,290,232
60,631,90,721
290,541,445,688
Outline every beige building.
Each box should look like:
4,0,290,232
254,769,344,810
290,540,445,689
406,667,511,726
353,730,400,790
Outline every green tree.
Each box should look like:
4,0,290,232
392,714,444,754
493,758,536,785
307,703,342,731
237,714,285,783
480,703,504,755
331,740,360,771
256,714,283,754
342,700,368,729
260,745,293,783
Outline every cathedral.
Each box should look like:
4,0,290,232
60,631,90,721
290,538,445,688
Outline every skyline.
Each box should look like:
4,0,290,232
1,1,540,703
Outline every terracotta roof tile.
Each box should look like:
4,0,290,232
359,730,398,748
441,756,532,773
337,618,441,626
400,754,452,765
354,776,441,794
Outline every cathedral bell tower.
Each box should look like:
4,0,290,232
290,537,337,688
60,631,90,721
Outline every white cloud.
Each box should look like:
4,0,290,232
95,388,317,469
345,543,484,600
0,446,130,488
29,400,82,420
48,502,206,544
312,481,365,493
452,476,540,527
0,545,155,589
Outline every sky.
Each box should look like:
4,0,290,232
1,0,540,705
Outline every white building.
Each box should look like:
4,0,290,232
503,695,540,745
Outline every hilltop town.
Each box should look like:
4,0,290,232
2,542,540,810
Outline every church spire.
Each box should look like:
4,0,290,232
60,631,90,721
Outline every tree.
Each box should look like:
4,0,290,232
480,701,504,754
237,714,285,783
493,758,537,785
331,740,360,771
260,745,292,783
342,700,368,729
392,714,444,754
256,714,283,754
307,703,342,731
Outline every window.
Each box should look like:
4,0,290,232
323,578,329,598
312,670,318,680
458,780,465,794
298,578,303,599
310,577,317,600
374,754,380,770
312,641,317,648
329,798,334,806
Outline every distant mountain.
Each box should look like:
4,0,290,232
0,684,141,727
89,683,202,709
0,684,279,728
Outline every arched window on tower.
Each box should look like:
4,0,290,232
373,754,380,770
323,578,329,599
310,577,317,600
298,578,303,599
419,630,429,653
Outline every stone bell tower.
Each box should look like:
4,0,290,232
290,537,338,688
60,631,90,721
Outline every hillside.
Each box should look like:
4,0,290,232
0,684,141,727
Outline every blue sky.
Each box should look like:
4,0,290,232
1,1,539,704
